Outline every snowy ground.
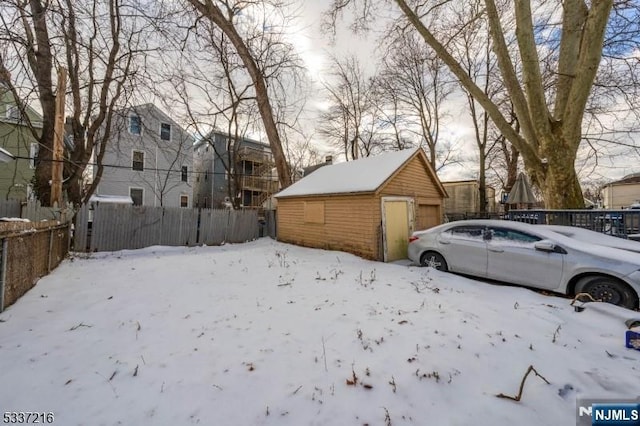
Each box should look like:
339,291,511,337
1,239,639,425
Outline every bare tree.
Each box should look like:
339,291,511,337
185,0,293,188
154,0,303,207
329,0,638,208
0,0,152,206
369,77,414,151
449,0,508,213
318,54,381,160
377,30,453,169
0,1,56,205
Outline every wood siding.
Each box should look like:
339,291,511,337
379,155,443,230
601,183,640,209
379,155,442,199
417,204,440,230
277,152,445,261
277,194,380,260
443,181,496,214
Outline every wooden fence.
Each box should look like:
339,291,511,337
0,199,71,222
0,200,75,311
0,220,71,312
73,204,262,252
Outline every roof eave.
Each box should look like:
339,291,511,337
275,190,376,199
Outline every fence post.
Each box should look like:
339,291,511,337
196,208,202,244
48,228,54,272
0,238,7,313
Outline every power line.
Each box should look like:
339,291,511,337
10,155,278,178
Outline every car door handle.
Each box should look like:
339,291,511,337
488,247,504,253
438,239,450,245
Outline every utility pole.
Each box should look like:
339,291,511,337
51,67,67,207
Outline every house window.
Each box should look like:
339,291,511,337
180,195,189,208
160,123,171,141
29,143,39,169
132,150,144,171
130,188,143,206
6,105,20,120
181,166,188,182
129,115,141,135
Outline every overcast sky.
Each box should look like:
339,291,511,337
290,1,480,182
289,1,640,186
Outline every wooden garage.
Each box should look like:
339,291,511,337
275,148,447,262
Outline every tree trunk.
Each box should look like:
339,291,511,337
28,0,56,206
187,1,292,189
478,148,487,214
541,162,583,209
392,0,611,209
536,131,584,209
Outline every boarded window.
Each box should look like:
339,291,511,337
304,201,325,224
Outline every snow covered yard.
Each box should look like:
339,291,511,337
1,239,638,425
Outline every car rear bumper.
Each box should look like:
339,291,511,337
407,243,421,265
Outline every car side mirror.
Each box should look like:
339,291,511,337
534,240,556,252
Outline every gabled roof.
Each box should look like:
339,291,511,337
603,172,640,187
124,103,193,139
276,148,445,198
0,85,43,128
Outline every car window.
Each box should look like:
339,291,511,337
446,226,485,241
489,227,541,244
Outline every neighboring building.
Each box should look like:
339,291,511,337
193,130,278,209
442,180,496,216
0,85,42,200
601,173,640,209
302,155,333,176
275,148,447,262
93,103,194,208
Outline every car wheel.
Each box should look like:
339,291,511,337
420,252,448,272
574,275,639,310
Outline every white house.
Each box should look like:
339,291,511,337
93,104,194,208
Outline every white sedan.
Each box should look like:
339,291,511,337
408,220,640,310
